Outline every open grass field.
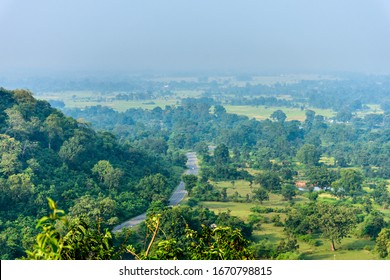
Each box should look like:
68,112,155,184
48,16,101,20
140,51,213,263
301,237,377,260
198,179,384,260
38,89,383,125
224,105,335,121
36,89,205,112
356,104,384,117
36,90,180,111
36,89,338,123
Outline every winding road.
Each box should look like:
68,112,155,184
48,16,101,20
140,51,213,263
112,152,198,232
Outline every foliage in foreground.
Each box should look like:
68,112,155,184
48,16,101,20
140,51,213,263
25,198,115,260
25,199,254,260
127,215,253,260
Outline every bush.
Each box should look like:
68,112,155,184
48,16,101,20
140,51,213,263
251,240,276,259
297,234,321,246
271,214,284,227
247,214,263,229
250,206,274,213
186,198,199,207
363,245,372,251
276,252,303,260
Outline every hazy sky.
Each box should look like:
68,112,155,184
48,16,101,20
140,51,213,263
1,0,390,76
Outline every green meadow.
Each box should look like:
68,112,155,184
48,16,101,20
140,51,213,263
37,90,339,122
224,105,335,121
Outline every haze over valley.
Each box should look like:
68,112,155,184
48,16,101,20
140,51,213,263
1,0,390,261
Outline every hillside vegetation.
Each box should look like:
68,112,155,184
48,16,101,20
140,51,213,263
0,88,184,259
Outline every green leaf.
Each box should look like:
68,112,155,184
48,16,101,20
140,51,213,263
47,198,56,210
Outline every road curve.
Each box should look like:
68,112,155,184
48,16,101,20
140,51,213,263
112,152,198,232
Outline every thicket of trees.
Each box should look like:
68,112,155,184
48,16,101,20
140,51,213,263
0,88,184,259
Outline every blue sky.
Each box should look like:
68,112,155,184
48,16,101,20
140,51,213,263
1,0,390,76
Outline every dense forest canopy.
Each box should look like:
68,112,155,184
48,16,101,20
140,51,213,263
0,88,185,259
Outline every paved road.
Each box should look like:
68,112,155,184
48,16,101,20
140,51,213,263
112,152,198,232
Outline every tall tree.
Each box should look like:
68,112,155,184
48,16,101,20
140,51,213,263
92,160,123,190
332,169,363,199
270,110,287,123
0,134,22,176
137,173,170,202
254,171,281,192
372,181,390,209
306,166,337,190
213,144,230,165
281,184,297,201
182,174,198,195
316,203,357,251
296,144,321,166
304,110,316,130
253,187,269,204
42,113,64,149
5,106,31,139
375,228,390,259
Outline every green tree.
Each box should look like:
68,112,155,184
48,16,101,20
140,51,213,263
358,211,386,239
254,171,281,192
375,228,390,258
92,160,123,190
213,143,230,165
42,113,64,149
182,174,198,195
296,144,321,166
253,187,269,204
316,203,357,251
61,220,114,260
7,173,34,202
5,106,31,139
304,109,316,130
335,109,353,122
68,195,118,228
221,187,228,201
372,181,390,209
306,166,337,190
214,105,227,118
284,203,318,236
0,134,22,176
281,184,297,201
11,89,37,119
332,169,363,199
270,110,287,123
58,135,85,165
137,173,170,202
194,141,209,158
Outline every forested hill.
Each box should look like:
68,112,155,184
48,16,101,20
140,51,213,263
0,88,184,259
